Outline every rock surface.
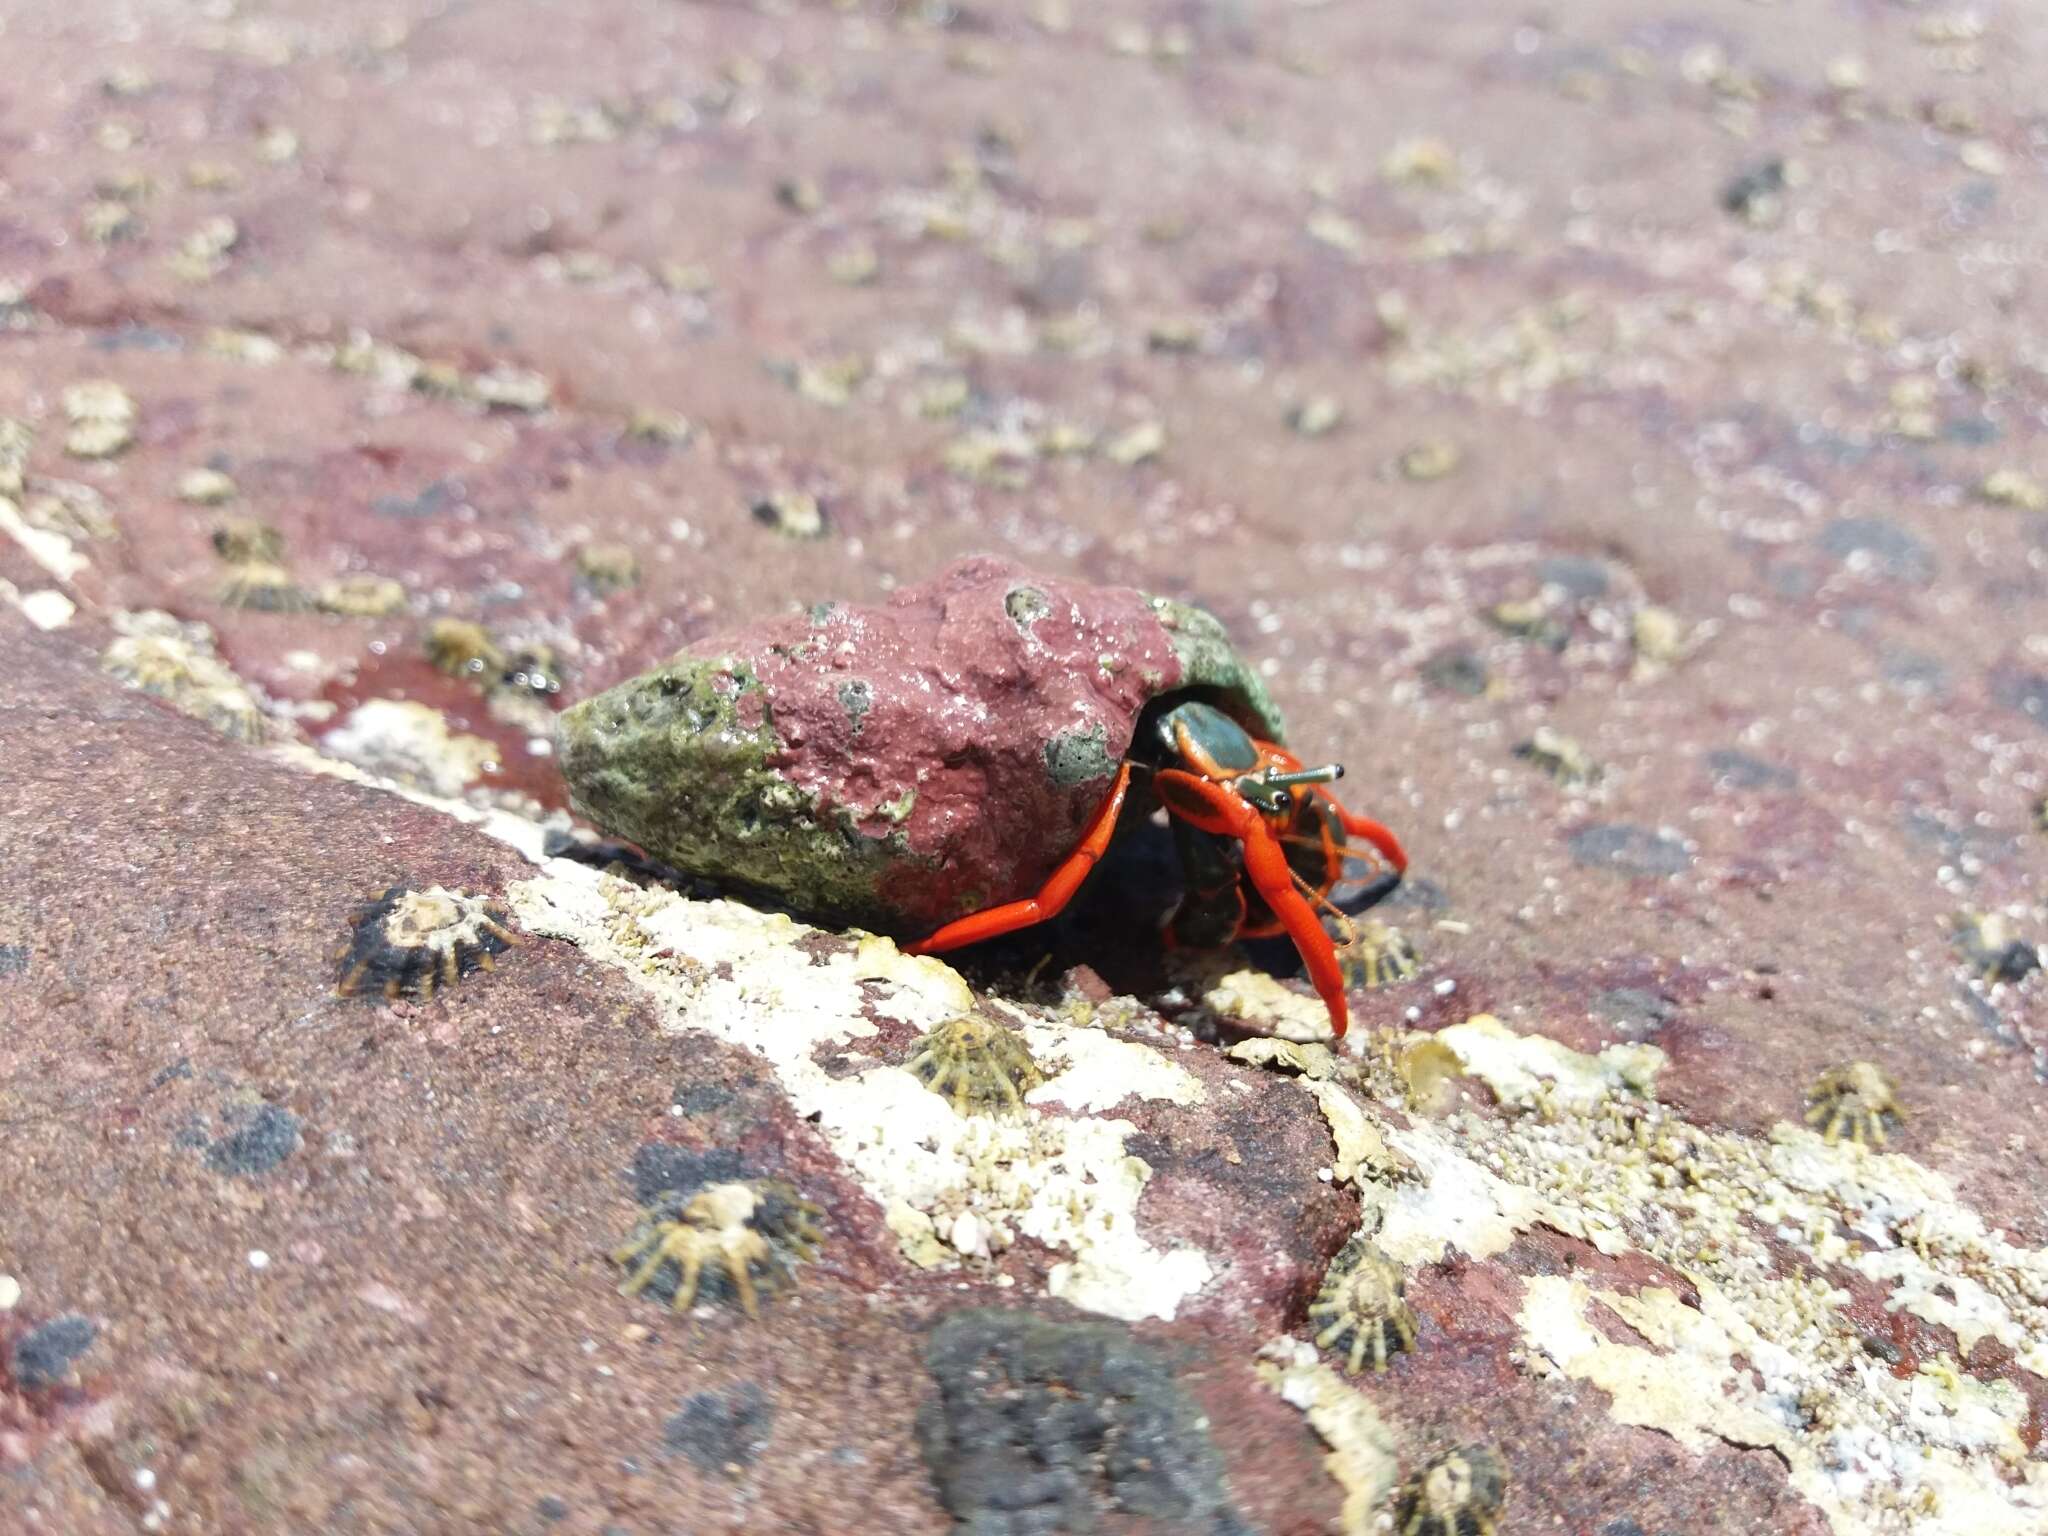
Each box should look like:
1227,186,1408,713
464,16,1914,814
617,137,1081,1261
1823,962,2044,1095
3,2,2048,1534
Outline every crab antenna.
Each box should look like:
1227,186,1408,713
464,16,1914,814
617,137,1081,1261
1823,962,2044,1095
1264,763,1344,789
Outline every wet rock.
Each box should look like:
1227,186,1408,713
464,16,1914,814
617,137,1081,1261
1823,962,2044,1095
203,1103,302,1178
663,1384,774,1473
916,1308,1251,1536
9,1315,96,1390
1567,824,1690,877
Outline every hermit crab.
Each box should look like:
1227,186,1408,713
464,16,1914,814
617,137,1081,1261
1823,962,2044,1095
557,558,1407,1037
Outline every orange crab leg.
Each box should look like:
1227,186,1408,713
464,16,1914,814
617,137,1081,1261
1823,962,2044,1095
1317,791,1408,874
907,762,1134,954
1153,769,1350,1039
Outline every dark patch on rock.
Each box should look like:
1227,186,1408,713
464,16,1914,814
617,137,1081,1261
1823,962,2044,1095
1567,824,1690,877
372,479,462,519
536,1495,571,1522
629,1142,750,1203
917,1307,1252,1536
148,1057,193,1089
1953,982,2020,1048
203,1102,302,1178
1420,648,1490,697
92,324,184,352
1720,157,1786,221
1817,518,1934,583
1704,750,1796,791
1535,555,1611,600
663,1384,774,1473
9,1315,97,1390
837,678,874,736
1991,667,2048,730
1880,650,1947,695
672,1083,737,1116
0,942,26,976
1593,987,1677,1036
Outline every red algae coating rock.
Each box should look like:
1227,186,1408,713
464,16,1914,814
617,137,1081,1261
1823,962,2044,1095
555,556,1282,935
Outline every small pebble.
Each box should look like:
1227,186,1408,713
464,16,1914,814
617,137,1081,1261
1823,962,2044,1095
1105,421,1165,466
0,1274,19,1310
1399,439,1461,481
1287,396,1344,436
177,468,238,506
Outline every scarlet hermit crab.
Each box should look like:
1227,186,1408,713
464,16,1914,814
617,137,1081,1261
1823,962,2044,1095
555,558,1407,1037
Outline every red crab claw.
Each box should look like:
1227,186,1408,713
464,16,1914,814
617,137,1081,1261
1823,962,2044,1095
1152,768,1350,1040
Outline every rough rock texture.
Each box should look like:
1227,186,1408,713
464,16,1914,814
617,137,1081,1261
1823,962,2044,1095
556,556,1281,933
4,1,2048,1534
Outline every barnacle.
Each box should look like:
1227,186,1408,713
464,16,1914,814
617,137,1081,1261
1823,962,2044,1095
64,418,133,460
425,618,505,681
1398,438,1461,482
0,417,30,496
1308,1236,1417,1373
102,610,267,743
316,574,408,618
334,886,520,1001
752,491,827,539
178,468,238,506
1395,1445,1507,1536
1803,1061,1905,1148
613,1181,823,1319
1513,727,1600,787
1954,911,2040,984
210,517,284,565
903,1016,1045,1116
1338,921,1419,991
21,481,116,541
1631,606,1686,676
217,560,312,613
1482,597,1569,651
625,408,692,445
468,365,551,413
575,543,640,595
1286,395,1344,437
62,380,135,427
499,643,563,698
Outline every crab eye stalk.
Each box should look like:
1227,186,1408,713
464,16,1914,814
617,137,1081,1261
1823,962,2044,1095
1263,763,1344,789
